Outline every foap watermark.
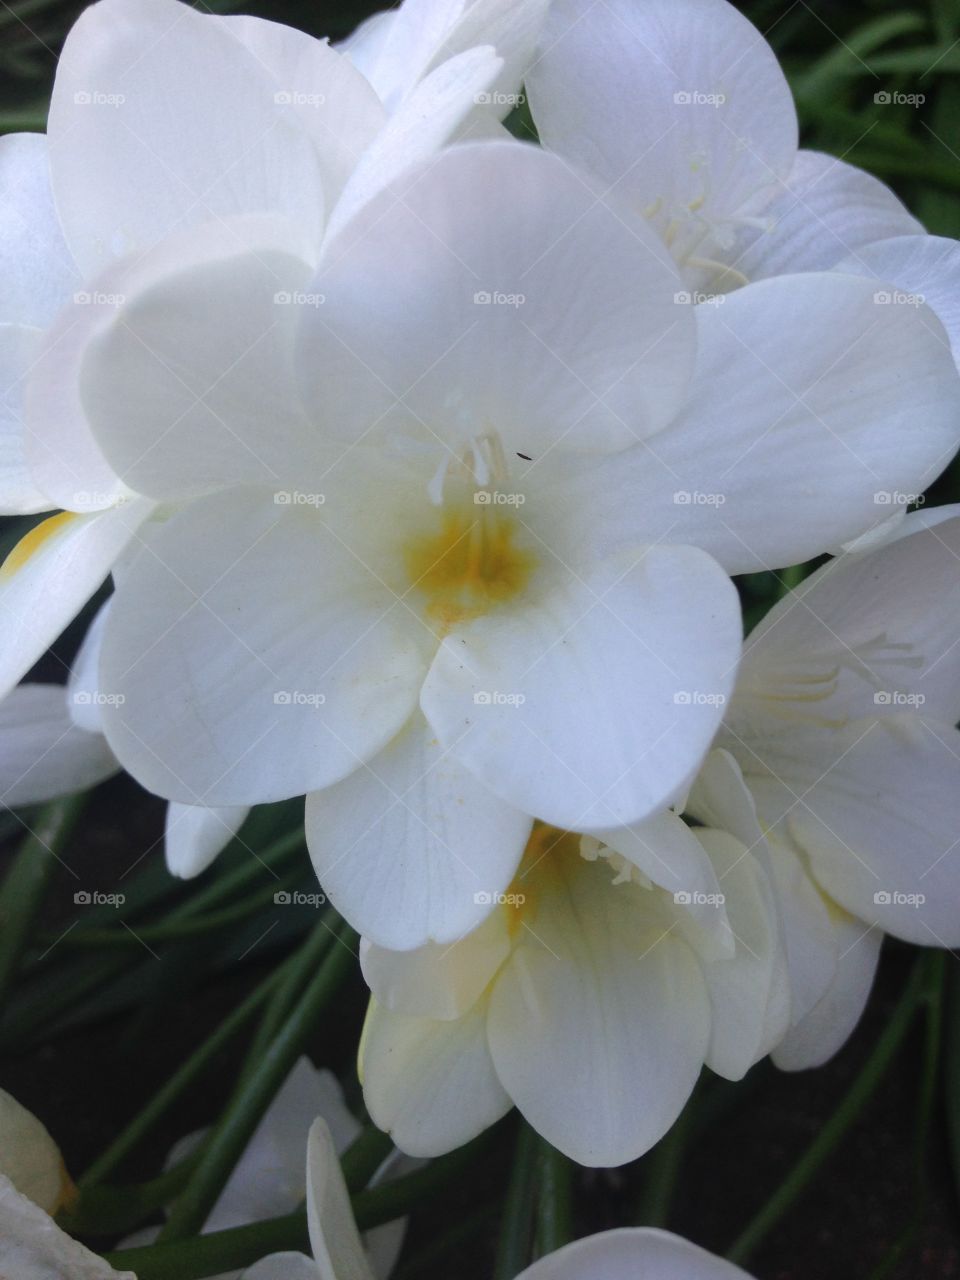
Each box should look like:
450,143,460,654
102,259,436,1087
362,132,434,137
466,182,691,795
474,690,526,707
72,491,131,510
474,489,525,506
274,690,326,707
473,290,525,307
274,290,325,307
474,90,525,108
474,890,526,906
71,690,125,707
75,890,125,907
874,90,925,107
274,89,326,107
874,890,925,907
673,89,726,107
674,290,726,306
274,890,327,907
674,690,726,707
673,490,726,506
874,490,925,506
74,290,126,307
73,90,125,107
274,490,325,507
874,690,925,708
674,889,726,907
873,289,925,307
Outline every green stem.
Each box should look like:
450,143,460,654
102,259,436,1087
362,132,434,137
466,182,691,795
535,1136,574,1257
493,1121,539,1280
339,1125,396,1194
776,562,807,598
157,915,356,1240
0,795,87,1007
59,1159,196,1237
727,954,925,1265
637,1082,698,1227
79,957,295,1188
107,1132,495,1280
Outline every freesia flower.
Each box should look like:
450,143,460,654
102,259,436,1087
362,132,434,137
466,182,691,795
709,506,960,1066
35,125,960,951
0,0,546,697
120,1057,414,1280
357,808,787,1165
525,0,960,369
239,1114,755,1279
0,1088,133,1279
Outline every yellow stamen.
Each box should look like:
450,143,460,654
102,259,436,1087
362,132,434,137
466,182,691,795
0,511,75,578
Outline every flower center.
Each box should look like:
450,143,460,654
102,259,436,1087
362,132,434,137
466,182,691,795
404,434,537,636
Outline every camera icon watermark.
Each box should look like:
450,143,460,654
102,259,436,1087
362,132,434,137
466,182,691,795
274,890,327,907
473,690,526,707
873,889,925,907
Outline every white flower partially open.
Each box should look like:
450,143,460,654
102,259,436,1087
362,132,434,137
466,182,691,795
712,507,960,1065
357,809,787,1166
525,0,960,368
240,1115,756,1280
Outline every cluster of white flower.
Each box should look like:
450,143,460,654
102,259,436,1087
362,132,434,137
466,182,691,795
1,0,960,1272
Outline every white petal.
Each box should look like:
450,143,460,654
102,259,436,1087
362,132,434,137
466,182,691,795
422,545,740,830
487,855,710,1166
693,829,787,1078
360,998,512,1157
527,0,797,285
734,150,920,283
753,716,960,947
66,602,110,733
304,1119,375,1280
0,1174,134,1279
164,803,250,879
0,500,152,701
306,714,531,949
516,1227,754,1280
0,134,79,328
0,325,54,516
240,1255,319,1280
765,838,836,1031
76,219,317,501
326,47,505,236
772,911,881,1070
834,234,960,375
0,684,117,809
624,271,960,572
221,14,386,208
0,1089,69,1215
360,907,511,1020
48,0,327,276
302,141,695,457
98,488,431,805
736,510,960,727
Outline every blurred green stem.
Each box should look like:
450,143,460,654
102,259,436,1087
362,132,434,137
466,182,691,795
493,1121,539,1280
727,953,926,1265
535,1136,574,1256
0,794,86,1007
157,915,356,1240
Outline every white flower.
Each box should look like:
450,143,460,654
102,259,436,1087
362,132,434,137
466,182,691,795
525,0,960,369
0,1089,133,1279
242,1114,756,1279
27,126,960,949
357,810,787,1166
709,506,960,1066
0,0,545,698
120,1058,415,1280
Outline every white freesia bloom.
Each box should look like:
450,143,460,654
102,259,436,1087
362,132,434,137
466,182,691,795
29,125,960,950
120,1058,413,1280
240,1115,755,1280
709,506,960,1066
0,0,543,697
0,1089,133,1279
525,0,960,366
357,809,787,1166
